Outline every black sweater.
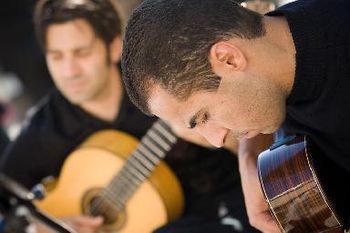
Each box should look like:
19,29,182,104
268,0,350,226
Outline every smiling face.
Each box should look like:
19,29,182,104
148,64,286,148
45,19,114,105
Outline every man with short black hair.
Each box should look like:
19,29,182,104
122,0,350,232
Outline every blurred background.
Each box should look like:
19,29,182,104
0,0,296,142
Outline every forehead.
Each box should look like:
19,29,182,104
46,19,95,49
149,85,183,118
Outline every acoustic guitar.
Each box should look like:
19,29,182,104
36,120,184,233
257,135,344,233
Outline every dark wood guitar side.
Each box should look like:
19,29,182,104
257,135,343,233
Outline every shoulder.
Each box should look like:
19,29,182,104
21,89,68,132
268,0,350,20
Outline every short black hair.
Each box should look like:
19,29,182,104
34,0,122,51
122,0,265,114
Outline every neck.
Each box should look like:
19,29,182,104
263,16,296,97
80,65,123,122
243,16,296,98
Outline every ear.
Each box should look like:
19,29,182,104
109,36,122,63
209,41,247,77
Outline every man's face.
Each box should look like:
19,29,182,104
148,69,286,148
45,19,111,104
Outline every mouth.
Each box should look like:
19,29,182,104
66,79,86,91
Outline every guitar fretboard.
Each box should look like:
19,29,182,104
96,120,177,211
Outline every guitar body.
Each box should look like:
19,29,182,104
258,135,343,233
36,130,184,233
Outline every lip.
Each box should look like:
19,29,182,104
66,79,85,91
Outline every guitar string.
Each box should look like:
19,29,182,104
113,121,176,202
104,156,148,204
89,120,177,217
90,154,151,215
153,121,177,144
89,138,157,215
90,143,159,215
105,127,170,205
96,120,175,214
147,130,172,151
103,129,165,206
100,121,174,211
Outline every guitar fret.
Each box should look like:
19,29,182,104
119,163,146,187
125,156,150,179
103,120,177,209
137,144,161,163
111,184,136,203
114,148,161,194
107,167,142,203
147,130,172,151
141,137,166,158
110,170,141,203
133,150,156,170
132,155,155,175
118,185,139,204
96,189,124,210
153,122,177,144
115,166,141,187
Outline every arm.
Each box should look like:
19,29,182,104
0,131,46,189
238,134,280,233
35,216,103,233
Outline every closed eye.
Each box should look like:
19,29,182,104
75,48,91,57
188,111,210,129
47,51,62,61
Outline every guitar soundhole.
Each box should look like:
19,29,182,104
89,196,119,224
82,188,126,231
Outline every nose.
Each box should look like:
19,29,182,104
196,125,229,148
62,57,81,78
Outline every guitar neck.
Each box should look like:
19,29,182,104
103,120,177,209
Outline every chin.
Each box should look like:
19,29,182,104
63,93,85,104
